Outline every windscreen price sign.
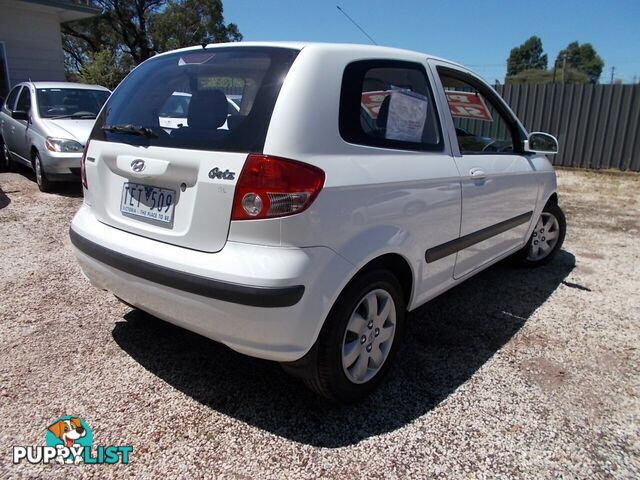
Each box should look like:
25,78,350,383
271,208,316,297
445,90,493,121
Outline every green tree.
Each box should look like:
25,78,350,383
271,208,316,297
76,49,131,89
555,42,604,84
506,67,589,85
62,0,241,87
151,0,241,52
506,36,548,77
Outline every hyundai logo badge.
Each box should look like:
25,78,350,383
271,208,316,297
130,159,146,172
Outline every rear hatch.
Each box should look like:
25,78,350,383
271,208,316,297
85,46,299,253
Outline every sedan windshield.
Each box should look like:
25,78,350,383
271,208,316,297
37,88,110,119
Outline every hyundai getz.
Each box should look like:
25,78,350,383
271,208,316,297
70,42,566,402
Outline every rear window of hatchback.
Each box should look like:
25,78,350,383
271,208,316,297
91,47,299,153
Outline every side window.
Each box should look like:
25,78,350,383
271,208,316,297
340,60,442,151
15,87,31,112
437,70,518,154
3,85,21,112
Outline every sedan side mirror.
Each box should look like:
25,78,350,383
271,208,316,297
11,110,29,121
524,132,558,155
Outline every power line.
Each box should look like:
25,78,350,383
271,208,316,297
336,5,377,45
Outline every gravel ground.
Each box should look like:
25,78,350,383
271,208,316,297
0,167,638,479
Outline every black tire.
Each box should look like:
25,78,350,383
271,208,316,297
299,269,406,403
0,137,13,172
516,202,566,267
33,151,52,193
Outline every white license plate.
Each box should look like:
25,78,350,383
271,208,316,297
120,182,176,226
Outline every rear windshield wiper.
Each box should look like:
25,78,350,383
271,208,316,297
102,124,157,138
50,113,97,120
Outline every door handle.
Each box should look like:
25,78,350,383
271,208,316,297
469,167,486,179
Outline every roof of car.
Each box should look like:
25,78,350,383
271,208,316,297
157,41,465,69
21,81,110,91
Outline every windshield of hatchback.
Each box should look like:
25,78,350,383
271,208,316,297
91,46,299,153
37,88,110,119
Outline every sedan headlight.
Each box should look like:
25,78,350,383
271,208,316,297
45,137,84,153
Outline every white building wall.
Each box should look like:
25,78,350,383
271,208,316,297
0,0,66,86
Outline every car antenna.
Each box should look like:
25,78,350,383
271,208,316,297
336,5,378,45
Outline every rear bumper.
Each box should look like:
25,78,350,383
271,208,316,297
69,205,354,362
69,228,304,308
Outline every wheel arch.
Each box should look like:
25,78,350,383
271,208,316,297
30,145,39,163
318,250,415,340
282,250,415,377
353,253,414,308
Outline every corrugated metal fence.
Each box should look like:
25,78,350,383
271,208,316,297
495,84,640,171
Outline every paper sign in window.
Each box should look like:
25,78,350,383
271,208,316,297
385,90,428,143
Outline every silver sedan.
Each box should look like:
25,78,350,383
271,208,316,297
0,81,110,192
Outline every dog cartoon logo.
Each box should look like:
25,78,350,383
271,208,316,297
13,416,131,465
45,416,93,464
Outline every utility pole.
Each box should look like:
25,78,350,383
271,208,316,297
610,66,615,84
561,55,567,84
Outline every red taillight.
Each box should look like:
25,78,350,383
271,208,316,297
80,140,89,189
231,154,325,220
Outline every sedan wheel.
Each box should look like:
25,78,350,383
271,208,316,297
33,152,52,192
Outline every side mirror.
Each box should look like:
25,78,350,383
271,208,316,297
524,132,558,155
11,110,29,121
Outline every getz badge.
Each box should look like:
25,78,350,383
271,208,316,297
208,167,235,180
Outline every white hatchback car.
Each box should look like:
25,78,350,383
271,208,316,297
70,42,566,402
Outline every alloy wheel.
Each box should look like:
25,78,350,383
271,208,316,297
341,289,396,384
527,212,560,261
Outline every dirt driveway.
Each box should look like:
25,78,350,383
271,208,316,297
0,167,638,479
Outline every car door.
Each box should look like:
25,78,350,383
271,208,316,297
331,58,462,305
12,85,32,161
1,85,23,158
429,62,539,279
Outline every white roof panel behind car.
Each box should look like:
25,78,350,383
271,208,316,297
28,81,110,91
